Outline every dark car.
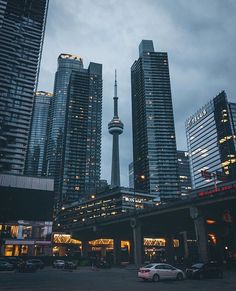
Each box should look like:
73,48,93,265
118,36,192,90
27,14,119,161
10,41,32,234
5,257,24,269
186,262,223,279
0,260,14,271
26,259,44,270
95,259,111,269
65,261,77,270
18,261,38,273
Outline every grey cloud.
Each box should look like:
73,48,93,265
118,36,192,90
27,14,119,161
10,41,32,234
38,0,236,186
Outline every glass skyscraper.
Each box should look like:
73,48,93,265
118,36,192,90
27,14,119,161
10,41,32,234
177,150,192,196
0,0,49,174
25,91,52,176
186,91,236,189
131,40,180,201
61,62,102,203
46,54,83,203
47,55,102,207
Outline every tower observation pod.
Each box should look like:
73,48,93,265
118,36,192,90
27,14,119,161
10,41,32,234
108,70,124,188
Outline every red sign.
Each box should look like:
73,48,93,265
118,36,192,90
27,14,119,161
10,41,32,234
199,183,236,197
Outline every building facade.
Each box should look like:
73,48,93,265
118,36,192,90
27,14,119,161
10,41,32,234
129,162,134,189
46,54,83,202
47,55,102,207
0,0,49,174
55,187,154,231
186,91,236,189
25,91,52,176
177,150,192,196
60,62,102,204
131,40,179,201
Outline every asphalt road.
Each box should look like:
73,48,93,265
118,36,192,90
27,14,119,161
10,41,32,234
0,267,236,291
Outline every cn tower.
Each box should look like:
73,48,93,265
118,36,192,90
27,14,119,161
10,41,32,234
108,70,124,188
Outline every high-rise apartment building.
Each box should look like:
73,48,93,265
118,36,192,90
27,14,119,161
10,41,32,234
61,62,102,203
25,91,52,176
0,0,49,174
47,54,102,206
177,150,192,196
46,54,83,202
131,40,179,201
186,91,236,189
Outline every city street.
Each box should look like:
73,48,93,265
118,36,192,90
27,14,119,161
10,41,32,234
0,267,236,291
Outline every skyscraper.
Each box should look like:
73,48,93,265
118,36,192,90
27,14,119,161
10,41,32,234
61,62,102,203
108,71,123,188
177,150,192,196
186,91,236,189
47,55,102,206
0,0,49,174
46,54,83,202
131,40,179,201
25,91,52,176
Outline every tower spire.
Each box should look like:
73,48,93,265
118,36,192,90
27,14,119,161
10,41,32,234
114,69,118,117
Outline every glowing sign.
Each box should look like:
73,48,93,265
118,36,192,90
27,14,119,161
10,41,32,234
199,183,236,197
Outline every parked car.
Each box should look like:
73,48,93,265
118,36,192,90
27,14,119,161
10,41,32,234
65,261,77,270
0,260,14,271
0,257,8,262
18,261,38,273
5,257,24,269
94,259,111,269
186,262,223,279
138,263,185,282
53,260,65,269
26,259,44,270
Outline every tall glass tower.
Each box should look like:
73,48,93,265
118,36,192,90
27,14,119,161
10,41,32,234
25,91,52,176
47,54,83,203
47,55,102,207
131,40,180,201
186,91,236,189
0,0,49,174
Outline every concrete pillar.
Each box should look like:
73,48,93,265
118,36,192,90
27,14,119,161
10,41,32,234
0,243,5,256
81,240,90,257
131,218,143,267
28,245,35,256
180,231,189,259
165,234,175,264
101,246,106,258
113,238,121,265
190,207,208,263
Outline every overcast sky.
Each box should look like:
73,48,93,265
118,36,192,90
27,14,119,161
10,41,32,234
38,0,236,186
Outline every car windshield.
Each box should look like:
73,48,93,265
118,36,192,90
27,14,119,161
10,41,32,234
192,263,204,269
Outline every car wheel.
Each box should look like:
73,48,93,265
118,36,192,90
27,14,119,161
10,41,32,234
152,274,160,282
177,273,184,281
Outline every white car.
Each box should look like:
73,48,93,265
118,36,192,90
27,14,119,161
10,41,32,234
138,263,185,282
53,260,65,269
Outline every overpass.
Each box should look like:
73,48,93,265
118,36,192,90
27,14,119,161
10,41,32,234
56,181,236,266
